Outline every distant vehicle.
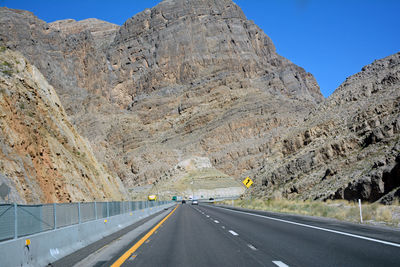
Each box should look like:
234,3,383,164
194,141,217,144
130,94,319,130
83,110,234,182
172,196,177,201
148,195,157,201
192,200,198,205
182,199,186,204
209,197,214,201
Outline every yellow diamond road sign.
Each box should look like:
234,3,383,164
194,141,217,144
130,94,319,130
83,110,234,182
242,177,253,188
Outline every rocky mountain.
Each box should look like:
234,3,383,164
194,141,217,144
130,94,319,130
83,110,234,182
0,0,398,204
0,48,127,203
107,0,322,107
49,18,119,50
0,0,323,192
251,52,400,204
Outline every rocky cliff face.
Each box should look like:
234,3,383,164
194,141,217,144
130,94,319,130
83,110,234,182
0,0,323,194
0,7,114,114
251,52,400,204
108,0,322,107
0,49,127,203
49,18,119,50
1,0,398,204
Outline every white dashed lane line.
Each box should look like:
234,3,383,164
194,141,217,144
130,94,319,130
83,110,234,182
229,230,239,236
199,207,289,267
272,261,289,267
247,244,257,251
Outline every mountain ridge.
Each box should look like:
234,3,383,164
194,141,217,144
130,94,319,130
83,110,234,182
0,0,399,203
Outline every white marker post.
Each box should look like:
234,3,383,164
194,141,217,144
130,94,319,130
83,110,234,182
358,199,363,223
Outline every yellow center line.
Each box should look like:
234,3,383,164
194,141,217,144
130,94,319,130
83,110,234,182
111,205,179,267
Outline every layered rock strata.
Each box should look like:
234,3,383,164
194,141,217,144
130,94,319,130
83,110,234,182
1,0,398,204
251,53,400,204
0,49,127,203
0,0,323,194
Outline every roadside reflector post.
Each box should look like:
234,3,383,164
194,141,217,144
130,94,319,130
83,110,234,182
14,203,17,239
358,199,363,223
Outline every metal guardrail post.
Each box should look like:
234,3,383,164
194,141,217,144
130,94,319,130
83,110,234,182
106,202,109,217
53,203,57,230
78,202,81,224
94,201,97,220
14,203,17,239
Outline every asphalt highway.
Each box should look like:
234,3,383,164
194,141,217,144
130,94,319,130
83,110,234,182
105,203,400,267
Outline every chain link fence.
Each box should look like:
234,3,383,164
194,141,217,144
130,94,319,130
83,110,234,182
0,201,170,242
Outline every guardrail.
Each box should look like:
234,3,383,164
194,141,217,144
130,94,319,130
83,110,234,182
0,201,169,242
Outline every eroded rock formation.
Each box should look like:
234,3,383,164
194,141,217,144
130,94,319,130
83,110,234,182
0,49,127,203
0,0,398,203
252,53,400,204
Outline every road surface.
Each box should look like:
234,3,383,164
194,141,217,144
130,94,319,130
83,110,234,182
104,203,400,267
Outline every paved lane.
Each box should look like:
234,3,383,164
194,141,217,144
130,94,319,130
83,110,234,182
120,204,270,266
197,204,400,267
109,203,400,267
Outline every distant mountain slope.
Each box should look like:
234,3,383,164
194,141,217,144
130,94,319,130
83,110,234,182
0,0,324,193
0,49,127,203
1,1,398,203
108,0,323,107
49,18,119,50
252,52,400,203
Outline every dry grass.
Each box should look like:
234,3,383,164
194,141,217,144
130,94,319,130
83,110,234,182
222,198,400,227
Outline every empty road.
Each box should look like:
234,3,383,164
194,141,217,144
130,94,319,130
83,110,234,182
103,203,400,267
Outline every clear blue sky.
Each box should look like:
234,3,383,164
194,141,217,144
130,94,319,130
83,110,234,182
1,0,399,97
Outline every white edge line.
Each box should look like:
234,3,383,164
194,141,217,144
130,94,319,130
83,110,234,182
272,261,289,267
213,206,400,248
229,230,239,236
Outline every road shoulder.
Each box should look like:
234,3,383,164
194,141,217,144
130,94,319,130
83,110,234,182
50,206,175,267
211,204,400,244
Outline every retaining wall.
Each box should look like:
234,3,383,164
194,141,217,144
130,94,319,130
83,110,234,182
0,203,174,266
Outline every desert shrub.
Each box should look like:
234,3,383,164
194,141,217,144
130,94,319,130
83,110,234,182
376,206,392,222
222,198,398,227
1,61,11,67
1,69,12,76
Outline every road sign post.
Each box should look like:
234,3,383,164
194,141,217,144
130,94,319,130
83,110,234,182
242,177,254,208
242,177,253,188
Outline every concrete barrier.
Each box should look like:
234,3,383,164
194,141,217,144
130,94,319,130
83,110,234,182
0,203,174,267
